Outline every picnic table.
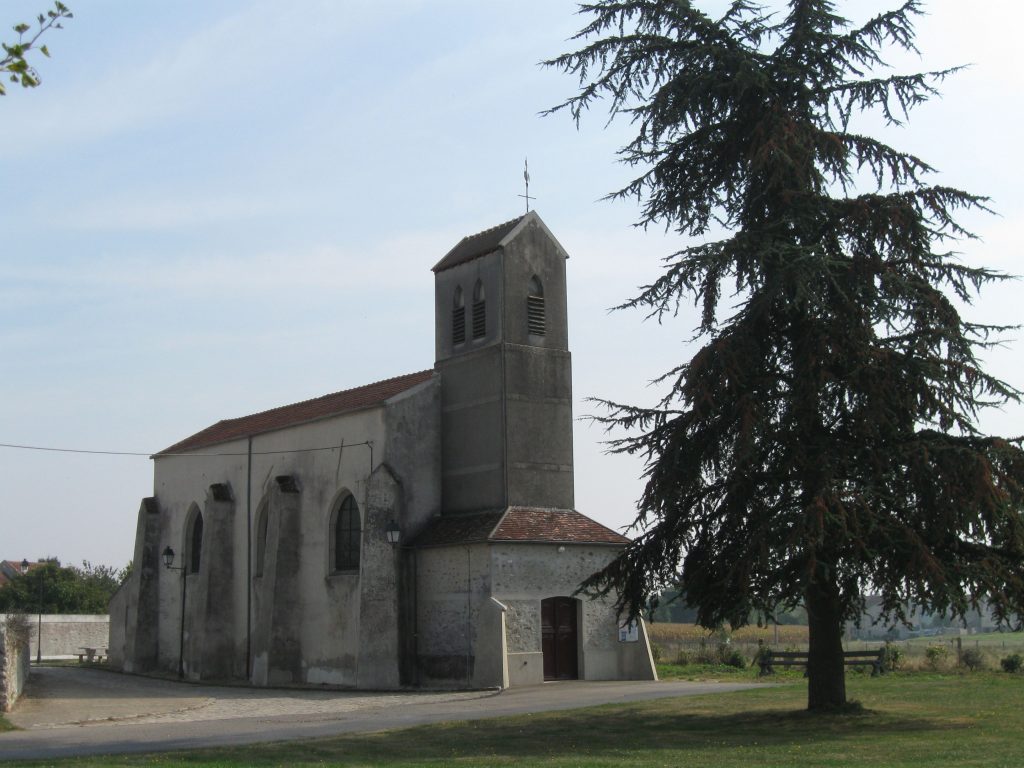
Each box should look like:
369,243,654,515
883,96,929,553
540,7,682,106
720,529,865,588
77,647,106,663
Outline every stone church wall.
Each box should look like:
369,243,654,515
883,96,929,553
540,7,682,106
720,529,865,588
415,543,492,687
413,540,656,689
490,542,656,685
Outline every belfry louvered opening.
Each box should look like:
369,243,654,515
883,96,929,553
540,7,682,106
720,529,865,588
452,285,466,345
527,275,545,335
472,280,486,339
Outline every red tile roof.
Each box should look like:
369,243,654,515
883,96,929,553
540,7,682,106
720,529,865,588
156,370,435,455
432,215,526,273
413,507,628,548
493,507,628,545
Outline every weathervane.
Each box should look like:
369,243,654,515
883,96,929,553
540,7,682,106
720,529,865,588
518,157,535,213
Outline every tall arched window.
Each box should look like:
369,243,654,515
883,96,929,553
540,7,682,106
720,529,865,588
452,285,466,345
527,275,545,336
254,502,269,577
188,510,204,574
472,280,486,340
332,494,361,572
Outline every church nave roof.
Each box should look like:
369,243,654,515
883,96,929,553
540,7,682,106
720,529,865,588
155,369,435,456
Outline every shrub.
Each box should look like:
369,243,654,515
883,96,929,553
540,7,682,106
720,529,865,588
721,648,747,668
961,647,986,672
674,649,693,666
925,644,949,671
882,642,904,672
650,643,663,663
1000,653,1023,673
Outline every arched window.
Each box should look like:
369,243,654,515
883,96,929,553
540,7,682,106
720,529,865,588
188,510,204,574
452,285,466,345
254,502,269,577
332,494,361,572
528,275,545,336
472,280,486,340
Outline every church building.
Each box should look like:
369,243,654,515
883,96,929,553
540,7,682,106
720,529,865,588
109,212,657,688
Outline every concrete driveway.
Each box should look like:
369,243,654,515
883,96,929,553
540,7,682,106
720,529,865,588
0,666,760,762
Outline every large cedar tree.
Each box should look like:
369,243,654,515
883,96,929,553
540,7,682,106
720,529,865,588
546,0,1024,709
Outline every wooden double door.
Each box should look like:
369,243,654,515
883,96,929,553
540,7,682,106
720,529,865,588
541,597,579,680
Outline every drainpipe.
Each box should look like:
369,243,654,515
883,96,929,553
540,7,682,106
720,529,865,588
466,546,472,686
245,435,253,679
413,548,420,686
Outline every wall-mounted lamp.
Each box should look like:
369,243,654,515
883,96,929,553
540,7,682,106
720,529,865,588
557,545,566,554
162,546,179,570
385,521,401,546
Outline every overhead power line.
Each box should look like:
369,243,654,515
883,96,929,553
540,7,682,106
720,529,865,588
0,441,369,458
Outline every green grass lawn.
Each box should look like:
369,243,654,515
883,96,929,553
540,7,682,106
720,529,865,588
655,660,759,681
7,672,1022,768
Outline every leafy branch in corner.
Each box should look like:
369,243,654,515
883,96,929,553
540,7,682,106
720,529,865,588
1,2,72,96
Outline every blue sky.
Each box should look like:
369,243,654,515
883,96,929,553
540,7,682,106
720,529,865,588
2,0,1022,568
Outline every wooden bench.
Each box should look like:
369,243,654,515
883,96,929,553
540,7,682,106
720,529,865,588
758,648,885,677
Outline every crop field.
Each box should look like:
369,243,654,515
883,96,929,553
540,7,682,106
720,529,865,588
647,623,1024,672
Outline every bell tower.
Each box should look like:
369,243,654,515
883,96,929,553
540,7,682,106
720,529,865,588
433,212,574,514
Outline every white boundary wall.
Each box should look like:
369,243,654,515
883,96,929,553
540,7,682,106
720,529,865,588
11,615,110,660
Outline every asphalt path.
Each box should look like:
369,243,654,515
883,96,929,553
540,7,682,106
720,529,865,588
0,666,761,762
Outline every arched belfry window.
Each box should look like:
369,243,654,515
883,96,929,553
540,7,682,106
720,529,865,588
254,502,269,577
472,280,486,340
332,494,361,572
528,275,545,336
452,285,466,345
187,510,204,574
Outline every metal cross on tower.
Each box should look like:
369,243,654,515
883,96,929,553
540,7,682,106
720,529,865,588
518,157,535,213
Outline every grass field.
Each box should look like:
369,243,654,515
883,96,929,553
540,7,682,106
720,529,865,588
6,673,1022,767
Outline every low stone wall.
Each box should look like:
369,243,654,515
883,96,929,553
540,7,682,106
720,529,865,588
18,615,110,660
1,617,31,712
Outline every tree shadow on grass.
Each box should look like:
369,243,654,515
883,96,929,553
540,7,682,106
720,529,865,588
179,701,963,767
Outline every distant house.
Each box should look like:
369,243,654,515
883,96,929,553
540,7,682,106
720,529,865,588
110,212,657,689
0,560,37,588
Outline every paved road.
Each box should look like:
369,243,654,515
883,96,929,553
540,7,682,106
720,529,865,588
0,666,760,762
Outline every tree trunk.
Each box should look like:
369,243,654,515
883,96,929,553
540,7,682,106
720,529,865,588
805,572,847,710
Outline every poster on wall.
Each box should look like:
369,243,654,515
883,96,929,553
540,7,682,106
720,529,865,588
618,621,639,643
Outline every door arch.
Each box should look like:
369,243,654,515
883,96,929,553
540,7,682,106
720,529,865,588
541,596,579,680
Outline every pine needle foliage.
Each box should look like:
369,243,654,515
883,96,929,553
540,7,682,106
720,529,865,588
546,0,1024,709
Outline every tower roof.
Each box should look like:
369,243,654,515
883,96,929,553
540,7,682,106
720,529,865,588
432,214,526,273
